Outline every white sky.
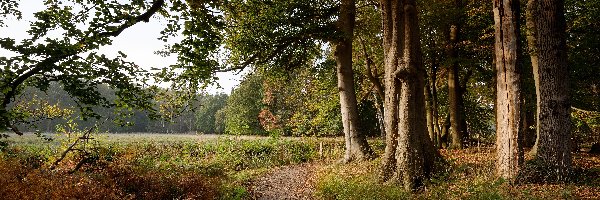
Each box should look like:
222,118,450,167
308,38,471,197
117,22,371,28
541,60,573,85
0,1,243,94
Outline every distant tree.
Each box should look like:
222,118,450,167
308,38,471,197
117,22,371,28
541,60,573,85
261,60,343,137
446,0,468,149
419,0,496,147
195,93,228,134
565,0,600,112
223,74,265,135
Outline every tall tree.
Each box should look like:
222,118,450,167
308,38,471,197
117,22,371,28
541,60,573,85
493,0,524,180
196,93,228,134
379,0,441,190
526,0,572,180
336,0,373,162
222,0,373,161
447,0,468,149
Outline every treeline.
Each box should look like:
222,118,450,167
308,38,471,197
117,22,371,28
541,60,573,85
17,75,381,136
16,84,225,134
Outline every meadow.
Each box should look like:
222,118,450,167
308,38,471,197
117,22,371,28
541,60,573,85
0,132,345,199
1,133,599,199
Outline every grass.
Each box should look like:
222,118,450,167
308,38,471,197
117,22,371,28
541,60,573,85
316,161,410,199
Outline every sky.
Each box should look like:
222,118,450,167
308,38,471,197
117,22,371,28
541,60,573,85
0,1,243,94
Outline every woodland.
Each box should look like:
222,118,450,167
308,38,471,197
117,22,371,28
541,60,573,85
1,0,599,199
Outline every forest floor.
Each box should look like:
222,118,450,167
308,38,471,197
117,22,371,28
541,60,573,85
248,147,600,199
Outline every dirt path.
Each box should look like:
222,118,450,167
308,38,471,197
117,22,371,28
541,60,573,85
249,163,320,200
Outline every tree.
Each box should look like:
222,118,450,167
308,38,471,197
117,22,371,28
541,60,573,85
0,0,224,136
446,0,468,149
493,0,524,180
335,0,373,162
419,0,496,148
379,0,441,190
565,0,600,112
222,0,373,161
196,93,228,134
526,0,572,180
261,61,343,137
223,74,265,135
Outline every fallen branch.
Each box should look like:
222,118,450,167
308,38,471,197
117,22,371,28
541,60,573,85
49,122,101,170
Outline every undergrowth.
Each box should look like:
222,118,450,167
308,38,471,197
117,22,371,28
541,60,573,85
3,135,598,199
0,135,339,199
314,148,600,199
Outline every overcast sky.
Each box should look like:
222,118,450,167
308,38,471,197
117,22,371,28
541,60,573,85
0,1,243,94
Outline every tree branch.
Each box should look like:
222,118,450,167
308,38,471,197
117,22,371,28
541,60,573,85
217,39,295,73
358,35,384,100
1,0,167,135
394,66,411,81
96,0,165,38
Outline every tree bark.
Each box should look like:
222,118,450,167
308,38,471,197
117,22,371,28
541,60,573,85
379,0,441,190
459,69,472,143
493,0,524,180
526,0,572,180
335,0,373,162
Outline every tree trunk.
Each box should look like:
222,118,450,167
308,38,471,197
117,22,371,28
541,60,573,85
379,0,402,182
459,69,472,144
448,52,463,149
447,0,466,149
425,83,435,144
335,0,373,162
493,0,524,180
379,0,441,190
526,0,572,180
429,63,442,147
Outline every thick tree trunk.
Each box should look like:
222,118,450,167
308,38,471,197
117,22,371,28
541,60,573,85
380,0,441,190
526,0,572,180
335,0,373,162
493,0,524,180
379,0,402,181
